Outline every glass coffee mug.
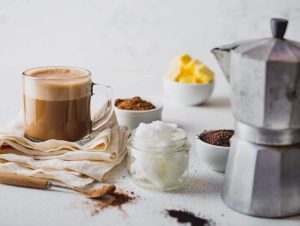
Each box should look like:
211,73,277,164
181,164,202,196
22,66,113,142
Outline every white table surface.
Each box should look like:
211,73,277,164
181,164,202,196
0,72,299,226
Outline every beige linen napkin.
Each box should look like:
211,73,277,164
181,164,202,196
0,113,130,189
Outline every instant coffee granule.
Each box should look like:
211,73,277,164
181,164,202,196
165,209,213,226
115,96,156,110
198,130,234,147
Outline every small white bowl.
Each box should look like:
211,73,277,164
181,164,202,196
163,78,214,106
114,99,162,130
195,131,230,173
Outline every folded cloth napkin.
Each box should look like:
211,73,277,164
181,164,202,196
0,112,130,189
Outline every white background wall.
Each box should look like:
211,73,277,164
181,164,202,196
0,0,299,120
0,0,299,74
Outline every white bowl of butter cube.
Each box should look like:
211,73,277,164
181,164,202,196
163,54,214,106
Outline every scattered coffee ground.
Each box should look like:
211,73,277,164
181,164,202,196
198,129,234,147
88,190,135,216
115,96,156,110
165,209,211,226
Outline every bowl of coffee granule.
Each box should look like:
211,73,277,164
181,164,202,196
195,129,234,173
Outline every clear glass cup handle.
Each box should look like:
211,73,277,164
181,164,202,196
91,82,114,131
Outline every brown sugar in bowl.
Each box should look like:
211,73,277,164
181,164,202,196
115,97,156,111
114,97,162,130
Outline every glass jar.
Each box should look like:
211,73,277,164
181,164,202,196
127,133,190,191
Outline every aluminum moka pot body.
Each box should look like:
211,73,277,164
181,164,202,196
212,18,300,217
223,126,300,217
230,42,300,132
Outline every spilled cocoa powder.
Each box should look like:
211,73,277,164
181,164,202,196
87,190,136,216
165,209,212,226
82,184,116,198
115,96,156,110
198,129,234,147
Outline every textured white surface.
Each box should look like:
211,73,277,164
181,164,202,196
0,0,300,74
0,0,300,225
0,73,300,226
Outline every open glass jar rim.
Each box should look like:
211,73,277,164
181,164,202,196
128,130,190,154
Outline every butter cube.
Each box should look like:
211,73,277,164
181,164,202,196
195,72,214,83
180,54,192,64
167,53,214,84
183,59,202,75
195,63,214,83
196,64,214,78
168,54,192,80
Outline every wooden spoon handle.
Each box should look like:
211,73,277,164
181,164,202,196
0,172,49,190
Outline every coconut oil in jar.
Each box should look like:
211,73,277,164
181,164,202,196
127,121,190,191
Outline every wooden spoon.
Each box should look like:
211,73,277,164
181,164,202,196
0,172,115,198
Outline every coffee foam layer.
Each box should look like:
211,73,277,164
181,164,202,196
23,67,92,101
25,67,89,79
